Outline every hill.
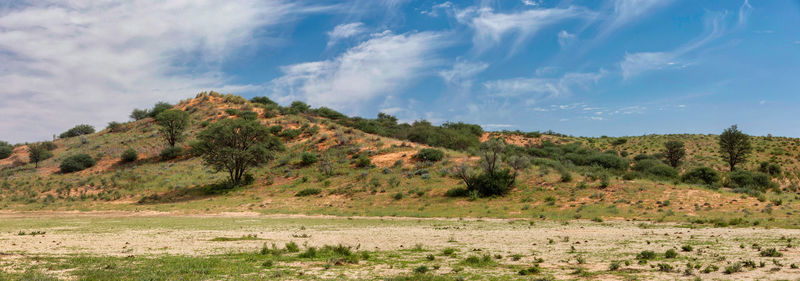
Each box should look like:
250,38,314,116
1,91,798,228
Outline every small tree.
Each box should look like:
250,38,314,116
719,125,751,171
28,143,53,168
190,118,283,185
0,141,12,160
148,101,173,118
663,140,686,168
59,124,95,138
130,109,150,121
155,109,190,147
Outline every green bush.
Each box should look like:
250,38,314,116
726,170,775,192
148,101,173,118
463,169,516,197
414,148,444,162
682,167,721,185
0,141,12,159
121,149,138,162
237,111,259,120
106,121,124,132
251,96,277,106
300,152,318,166
295,188,322,197
355,156,372,168
646,164,679,179
279,129,301,139
758,161,781,177
160,146,184,160
664,249,678,258
60,154,96,173
445,187,470,197
59,124,95,138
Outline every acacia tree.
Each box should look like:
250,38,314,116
28,143,53,168
719,125,752,171
190,118,283,185
155,109,190,147
663,140,686,168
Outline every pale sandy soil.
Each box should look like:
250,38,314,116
0,212,799,280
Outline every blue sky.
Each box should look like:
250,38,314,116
1,0,799,143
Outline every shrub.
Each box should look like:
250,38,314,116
657,263,673,272
60,154,96,173
664,249,678,258
251,96,277,106
295,188,321,197
148,101,173,118
758,161,781,177
0,141,12,159
279,129,301,139
682,167,721,185
106,121,124,132
413,266,429,274
130,108,150,120
414,148,444,162
723,262,742,274
681,245,693,252
393,192,404,200
290,101,310,113
647,164,679,179
760,248,782,257
355,156,372,168
445,187,470,197
300,152,318,166
121,149,138,162
726,170,775,192
160,146,184,160
462,168,516,197
587,153,629,170
315,107,347,120
237,111,259,121
59,124,95,138
636,250,656,260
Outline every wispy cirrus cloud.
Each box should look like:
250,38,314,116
269,31,450,113
620,11,727,79
439,59,489,89
454,5,591,53
327,22,367,46
0,0,327,143
599,0,675,37
483,69,606,103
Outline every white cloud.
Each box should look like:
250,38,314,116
521,0,539,6
455,5,589,53
738,0,752,27
269,31,449,113
421,2,453,17
619,12,726,79
483,69,605,100
620,52,676,79
327,22,367,46
0,0,319,143
601,0,674,36
557,30,576,47
439,59,488,89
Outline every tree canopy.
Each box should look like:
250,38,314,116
191,118,283,185
155,109,190,147
719,125,751,171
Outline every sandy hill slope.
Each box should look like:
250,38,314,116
1,92,799,228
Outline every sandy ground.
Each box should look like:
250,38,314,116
1,212,799,280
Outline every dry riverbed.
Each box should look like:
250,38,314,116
0,212,798,280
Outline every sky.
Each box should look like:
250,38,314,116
1,0,799,143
